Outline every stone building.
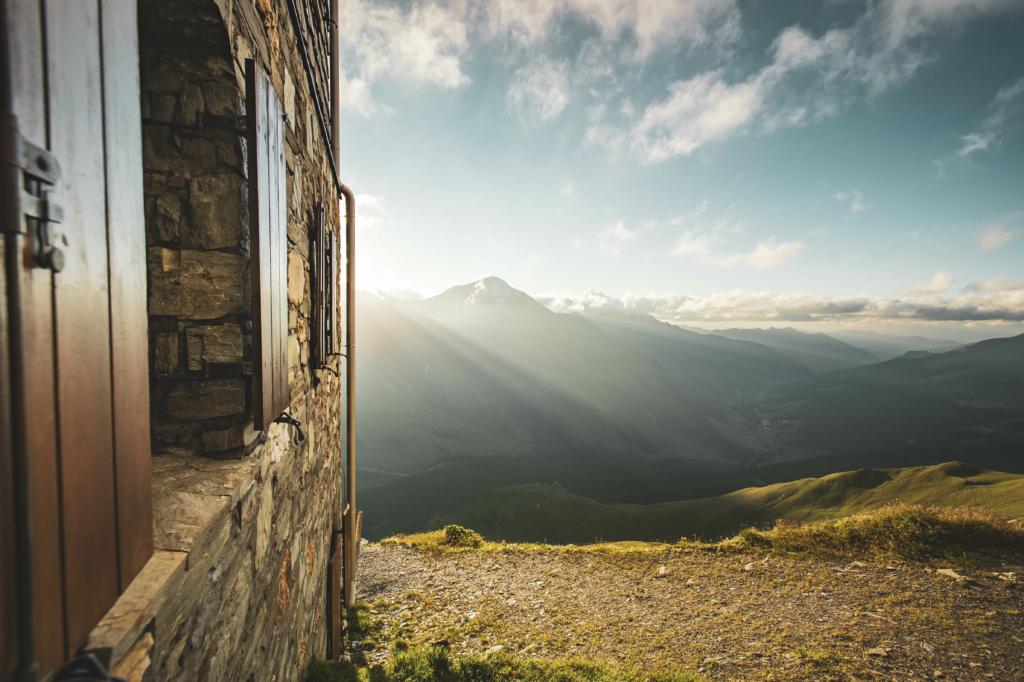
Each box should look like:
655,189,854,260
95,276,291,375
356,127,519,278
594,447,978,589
2,0,358,680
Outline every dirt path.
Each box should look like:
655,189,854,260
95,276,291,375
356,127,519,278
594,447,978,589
356,544,1023,681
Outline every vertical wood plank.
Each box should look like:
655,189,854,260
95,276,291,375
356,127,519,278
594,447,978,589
46,0,121,653
10,0,68,669
274,94,286,413
100,0,153,592
275,95,288,416
1,239,15,679
268,90,283,417
245,61,262,427
318,207,327,366
248,61,270,429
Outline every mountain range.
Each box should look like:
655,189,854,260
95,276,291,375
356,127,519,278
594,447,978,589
355,277,1024,537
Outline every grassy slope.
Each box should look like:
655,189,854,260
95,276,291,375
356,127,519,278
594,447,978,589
428,462,1024,544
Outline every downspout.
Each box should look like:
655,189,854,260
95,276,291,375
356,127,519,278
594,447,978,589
2,0,40,679
329,0,358,609
339,183,355,610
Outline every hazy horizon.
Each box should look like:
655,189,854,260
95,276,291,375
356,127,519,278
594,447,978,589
366,278,1024,345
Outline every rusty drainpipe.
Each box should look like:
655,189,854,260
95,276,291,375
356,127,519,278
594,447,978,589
330,0,358,609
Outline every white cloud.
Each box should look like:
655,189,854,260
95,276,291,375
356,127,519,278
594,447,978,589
978,210,1022,250
335,0,471,115
666,203,797,268
507,59,571,126
597,220,637,255
631,72,768,163
903,270,954,296
958,131,996,156
538,278,1024,324
964,275,1024,292
481,0,741,59
560,181,573,195
669,231,713,258
833,189,869,212
615,0,1021,163
958,77,1024,156
709,241,804,268
979,227,1017,250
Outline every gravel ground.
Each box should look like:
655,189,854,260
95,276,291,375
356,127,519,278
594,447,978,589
354,544,1023,681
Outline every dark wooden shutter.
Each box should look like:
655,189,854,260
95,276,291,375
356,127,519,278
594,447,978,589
312,203,327,369
247,59,290,431
331,227,339,356
2,0,152,673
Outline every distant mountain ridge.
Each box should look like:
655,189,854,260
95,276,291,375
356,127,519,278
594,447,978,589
711,326,879,374
829,329,960,361
767,333,1024,453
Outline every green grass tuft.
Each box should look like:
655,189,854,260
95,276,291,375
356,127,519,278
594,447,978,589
307,646,703,682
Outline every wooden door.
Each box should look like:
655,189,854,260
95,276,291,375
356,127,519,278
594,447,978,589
1,0,152,675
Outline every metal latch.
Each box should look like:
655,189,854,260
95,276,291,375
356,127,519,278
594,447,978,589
14,132,65,271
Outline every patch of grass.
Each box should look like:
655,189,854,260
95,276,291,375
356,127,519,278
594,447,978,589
714,503,1024,560
379,526,485,554
307,646,704,682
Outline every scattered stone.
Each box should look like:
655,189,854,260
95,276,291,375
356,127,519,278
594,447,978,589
849,561,868,569
922,642,935,655
656,566,668,577
685,578,696,585
484,645,503,655
743,563,755,572
862,611,895,625
933,671,945,679
866,648,888,657
936,568,967,582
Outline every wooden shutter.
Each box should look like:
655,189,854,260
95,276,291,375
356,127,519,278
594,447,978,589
2,0,152,672
331,227,339,356
312,203,327,369
247,59,289,431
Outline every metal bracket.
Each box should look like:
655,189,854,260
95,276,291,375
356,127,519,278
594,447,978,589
273,412,306,443
14,134,65,270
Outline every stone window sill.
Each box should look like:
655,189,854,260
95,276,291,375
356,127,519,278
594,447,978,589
84,453,261,675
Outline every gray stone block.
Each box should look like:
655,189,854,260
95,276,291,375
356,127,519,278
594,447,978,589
155,332,179,373
166,379,245,421
148,248,245,319
187,174,242,249
186,324,243,370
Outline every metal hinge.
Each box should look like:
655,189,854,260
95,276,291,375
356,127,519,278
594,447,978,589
5,129,65,271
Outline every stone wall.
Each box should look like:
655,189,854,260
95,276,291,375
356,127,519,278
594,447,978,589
139,0,341,458
86,0,349,678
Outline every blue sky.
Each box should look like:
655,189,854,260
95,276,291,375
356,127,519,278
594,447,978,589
334,0,1024,340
